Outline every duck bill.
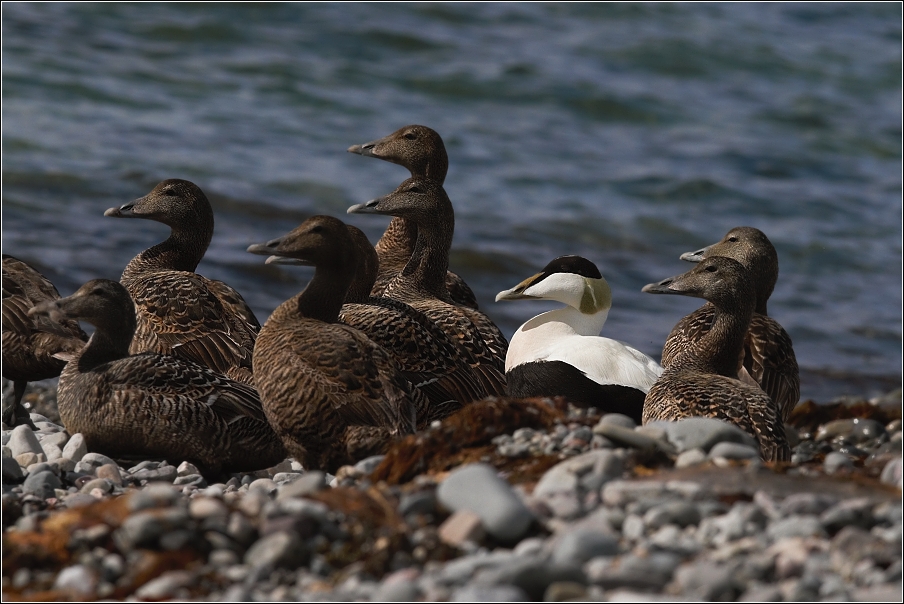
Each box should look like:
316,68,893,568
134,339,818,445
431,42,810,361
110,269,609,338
347,197,388,215
641,273,698,297
347,134,389,158
103,196,145,218
495,272,543,302
264,256,312,266
27,298,70,325
679,247,708,263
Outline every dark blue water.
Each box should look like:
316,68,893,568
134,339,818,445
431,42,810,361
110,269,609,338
3,3,901,402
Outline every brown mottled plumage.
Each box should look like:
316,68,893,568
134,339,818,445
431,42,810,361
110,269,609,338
340,225,488,425
2,255,88,426
662,227,800,421
27,279,285,476
348,178,508,396
642,257,790,462
248,216,419,472
347,124,479,309
104,179,259,384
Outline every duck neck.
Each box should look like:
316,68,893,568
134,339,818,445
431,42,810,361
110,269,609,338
522,305,610,337
399,210,453,300
676,298,754,377
291,264,353,323
374,218,417,274
76,320,134,372
122,227,210,282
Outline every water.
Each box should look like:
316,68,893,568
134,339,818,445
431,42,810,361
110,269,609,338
2,3,901,402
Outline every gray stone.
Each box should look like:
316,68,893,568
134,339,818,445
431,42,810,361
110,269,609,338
53,564,98,595
61,433,87,462
532,449,623,518
375,571,421,602
96,464,123,486
176,461,199,477
602,479,702,507
248,477,277,495
643,500,702,529
779,492,838,516
80,478,113,494
8,425,43,457
189,497,228,520
2,456,24,483
354,454,385,474
709,441,760,460
64,493,98,508
672,560,744,600
23,469,61,498
134,570,193,600
437,463,535,542
128,483,180,511
243,531,308,570
666,417,758,452
823,451,854,473
15,452,43,467
474,556,586,601
42,443,63,462
451,585,529,602
173,474,207,487
880,457,902,488
130,465,178,483
115,507,190,550
597,413,637,430
40,431,69,450
399,490,437,517
276,470,326,499
820,497,875,532
551,530,619,566
592,422,672,452
675,448,707,468
766,515,827,541
272,472,302,484
586,552,681,590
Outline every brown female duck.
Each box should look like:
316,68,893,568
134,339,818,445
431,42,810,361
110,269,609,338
247,216,420,472
28,279,285,476
662,227,799,421
348,124,479,309
2,255,87,426
348,178,508,395
104,179,259,384
642,257,790,462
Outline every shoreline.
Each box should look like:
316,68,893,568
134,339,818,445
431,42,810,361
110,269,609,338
2,380,901,601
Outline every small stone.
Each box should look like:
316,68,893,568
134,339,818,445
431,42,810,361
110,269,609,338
374,568,421,602
597,413,637,430
532,449,623,519
544,581,588,602
209,549,239,567
134,570,193,600
53,564,98,595
248,477,277,495
41,443,63,462
189,497,228,520
276,471,326,499
128,482,180,511
880,457,902,488
23,469,61,498
592,422,670,452
39,431,69,449
820,497,875,533
766,515,827,541
243,531,308,570
50,458,76,473
96,464,123,486
15,452,43,468
2,456,24,482
115,507,190,550
779,493,838,516
399,490,437,517
61,434,88,462
551,529,618,566
675,448,707,468
708,441,760,460
177,461,199,477
644,500,702,529
451,584,529,602
173,474,207,487
439,509,486,546
130,465,178,483
8,424,43,457
77,452,117,471
823,452,854,474
64,493,98,508
354,455,385,475
272,472,302,484
437,463,535,542
666,417,759,452
80,478,113,494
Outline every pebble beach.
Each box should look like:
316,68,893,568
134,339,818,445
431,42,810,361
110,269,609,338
3,379,900,601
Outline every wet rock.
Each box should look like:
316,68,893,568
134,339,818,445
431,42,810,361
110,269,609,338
437,463,535,542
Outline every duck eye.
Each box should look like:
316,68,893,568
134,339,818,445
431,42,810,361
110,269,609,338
728,236,739,242
408,185,422,193
705,265,718,273
403,132,417,140
311,225,323,233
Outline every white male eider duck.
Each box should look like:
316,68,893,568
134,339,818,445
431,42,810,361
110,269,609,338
347,124,479,309
663,226,800,421
642,257,790,462
495,255,662,422
104,179,260,385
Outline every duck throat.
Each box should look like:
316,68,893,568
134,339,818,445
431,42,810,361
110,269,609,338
122,229,210,282
76,323,133,372
294,265,353,323
398,216,453,300
676,301,753,378
375,218,418,276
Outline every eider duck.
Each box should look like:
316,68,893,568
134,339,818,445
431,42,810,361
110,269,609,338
27,279,286,476
496,255,662,423
348,178,508,395
662,226,800,420
340,225,488,425
104,179,259,384
247,216,420,472
2,255,87,426
347,124,479,309
642,257,791,462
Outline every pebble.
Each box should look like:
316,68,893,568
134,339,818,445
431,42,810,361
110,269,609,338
532,449,623,519
551,529,619,566
709,441,760,460
666,417,760,452
439,509,486,546
53,564,97,595
675,448,707,468
824,451,854,473
22,470,61,498
243,532,308,570
437,463,535,542
61,433,87,462
2,456,24,482
8,424,43,457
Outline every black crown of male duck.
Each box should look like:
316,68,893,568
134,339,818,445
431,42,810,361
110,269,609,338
104,179,260,384
642,256,791,462
347,124,479,309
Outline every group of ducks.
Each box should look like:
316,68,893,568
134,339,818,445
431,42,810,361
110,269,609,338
2,124,799,477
